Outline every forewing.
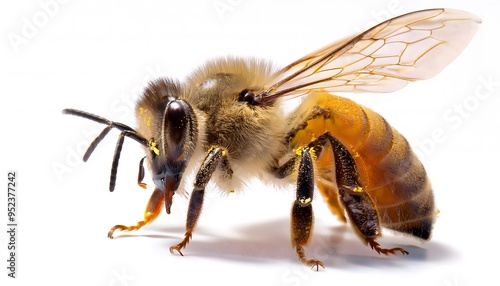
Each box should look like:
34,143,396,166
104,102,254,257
261,8,481,100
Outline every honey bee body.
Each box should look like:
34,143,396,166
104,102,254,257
63,8,480,269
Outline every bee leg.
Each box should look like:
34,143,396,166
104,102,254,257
108,187,164,238
365,238,408,256
169,147,232,256
137,156,147,189
320,133,408,256
291,148,325,271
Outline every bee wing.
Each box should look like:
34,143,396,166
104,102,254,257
260,9,481,102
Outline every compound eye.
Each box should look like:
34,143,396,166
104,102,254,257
163,99,192,161
166,101,187,145
238,90,261,106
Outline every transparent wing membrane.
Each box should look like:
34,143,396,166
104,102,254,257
261,9,481,101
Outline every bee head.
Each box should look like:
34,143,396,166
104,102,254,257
138,78,198,214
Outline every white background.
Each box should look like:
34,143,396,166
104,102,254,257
1,0,499,285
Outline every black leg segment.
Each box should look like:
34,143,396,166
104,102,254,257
316,133,408,255
169,146,233,256
290,148,325,270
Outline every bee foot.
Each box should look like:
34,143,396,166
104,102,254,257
306,260,325,271
169,244,185,256
366,238,409,256
169,232,192,256
295,245,326,271
107,225,127,239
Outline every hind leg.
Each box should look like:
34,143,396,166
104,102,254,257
316,133,408,255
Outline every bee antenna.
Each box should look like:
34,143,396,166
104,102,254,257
108,129,149,192
62,108,150,192
83,125,112,162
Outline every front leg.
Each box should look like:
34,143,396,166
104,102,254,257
169,146,232,256
108,188,164,238
137,156,147,189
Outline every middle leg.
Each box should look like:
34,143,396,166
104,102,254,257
275,147,324,270
291,147,325,270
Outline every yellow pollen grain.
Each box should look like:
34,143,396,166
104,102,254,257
148,140,160,155
299,197,312,205
353,187,363,193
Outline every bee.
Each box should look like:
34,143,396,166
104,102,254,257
63,9,480,270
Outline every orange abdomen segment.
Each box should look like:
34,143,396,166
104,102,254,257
288,92,435,239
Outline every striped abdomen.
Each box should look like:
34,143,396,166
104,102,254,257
288,92,434,239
